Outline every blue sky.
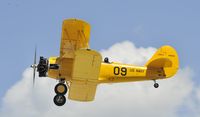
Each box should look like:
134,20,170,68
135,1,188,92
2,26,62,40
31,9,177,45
0,0,199,109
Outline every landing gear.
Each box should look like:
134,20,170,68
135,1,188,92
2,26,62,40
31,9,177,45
153,80,159,88
53,81,68,106
53,94,66,106
54,83,68,95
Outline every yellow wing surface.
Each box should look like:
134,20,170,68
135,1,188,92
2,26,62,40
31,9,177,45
145,45,179,78
68,49,102,101
60,19,91,58
49,19,91,79
59,19,102,101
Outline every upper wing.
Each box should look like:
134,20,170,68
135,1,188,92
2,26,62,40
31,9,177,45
68,49,102,101
60,19,91,58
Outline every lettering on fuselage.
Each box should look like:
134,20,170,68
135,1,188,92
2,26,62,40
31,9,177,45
130,68,135,72
130,68,144,73
113,67,145,77
136,69,144,73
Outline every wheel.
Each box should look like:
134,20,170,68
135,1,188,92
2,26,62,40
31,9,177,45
154,83,159,88
54,83,68,95
53,94,66,106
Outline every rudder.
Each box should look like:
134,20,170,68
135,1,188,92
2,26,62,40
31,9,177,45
145,45,179,78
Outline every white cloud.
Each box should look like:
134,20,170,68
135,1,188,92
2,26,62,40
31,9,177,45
0,41,199,117
101,40,156,65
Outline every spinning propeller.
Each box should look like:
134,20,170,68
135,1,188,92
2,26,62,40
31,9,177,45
30,46,37,87
30,46,49,87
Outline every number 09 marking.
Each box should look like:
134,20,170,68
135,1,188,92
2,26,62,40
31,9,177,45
114,67,127,76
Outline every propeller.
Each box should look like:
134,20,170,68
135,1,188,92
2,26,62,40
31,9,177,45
31,46,37,87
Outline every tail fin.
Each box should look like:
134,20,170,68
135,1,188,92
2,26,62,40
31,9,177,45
145,45,179,78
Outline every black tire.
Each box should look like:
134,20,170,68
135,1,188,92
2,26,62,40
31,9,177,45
154,83,159,88
54,83,68,95
53,94,66,106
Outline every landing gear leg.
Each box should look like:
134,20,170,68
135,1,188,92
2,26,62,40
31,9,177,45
153,80,159,88
53,80,68,106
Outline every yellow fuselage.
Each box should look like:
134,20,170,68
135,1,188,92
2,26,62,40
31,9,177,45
48,57,166,84
99,62,165,83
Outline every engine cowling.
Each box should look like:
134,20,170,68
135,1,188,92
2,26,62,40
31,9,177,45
37,56,48,77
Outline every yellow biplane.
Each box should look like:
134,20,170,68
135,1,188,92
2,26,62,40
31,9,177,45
31,19,179,106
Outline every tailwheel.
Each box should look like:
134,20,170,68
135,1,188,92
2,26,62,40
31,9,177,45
153,80,159,88
54,83,68,95
154,83,159,88
53,94,66,106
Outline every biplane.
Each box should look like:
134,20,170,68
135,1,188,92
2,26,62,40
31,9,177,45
31,19,179,106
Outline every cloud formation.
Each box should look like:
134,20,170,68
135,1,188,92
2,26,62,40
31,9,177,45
0,41,199,117
101,41,156,65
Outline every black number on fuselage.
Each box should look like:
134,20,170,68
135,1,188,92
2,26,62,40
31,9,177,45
114,67,127,76
114,67,120,75
121,67,127,76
